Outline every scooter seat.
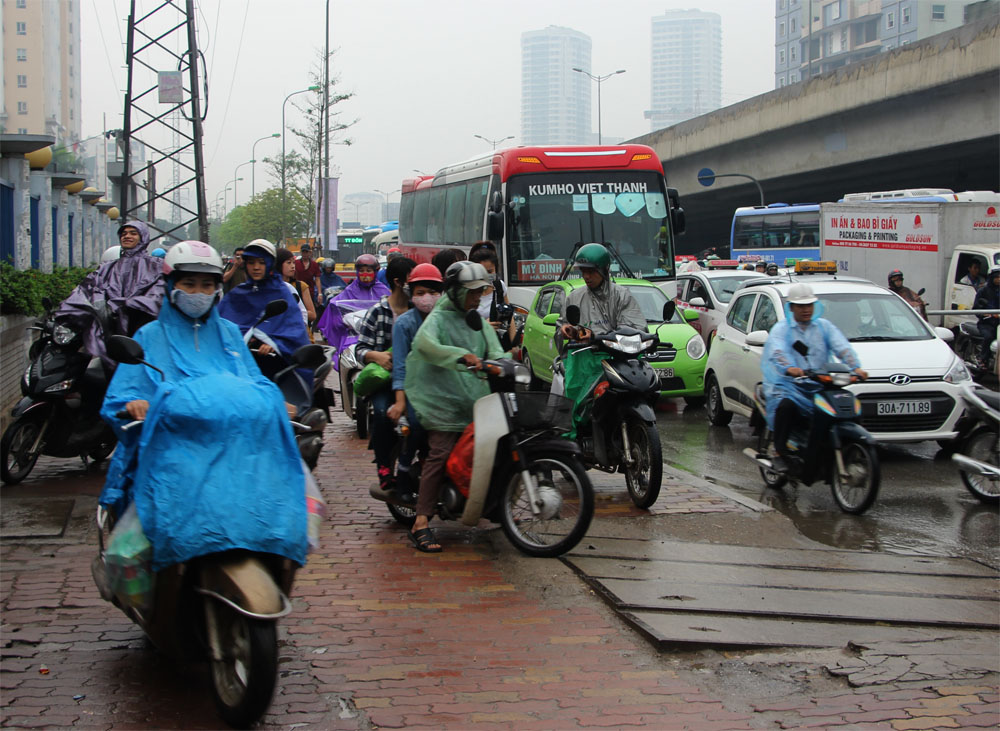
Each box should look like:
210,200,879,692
960,321,980,336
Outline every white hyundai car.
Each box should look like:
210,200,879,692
703,276,973,444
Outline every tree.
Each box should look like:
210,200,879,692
261,49,357,235
215,188,311,250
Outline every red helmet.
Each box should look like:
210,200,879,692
387,246,401,254
355,253,380,271
407,262,444,284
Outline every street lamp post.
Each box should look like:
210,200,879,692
281,85,321,242
572,67,626,145
251,132,280,199
224,178,243,217
373,188,400,221
233,162,253,208
473,134,514,150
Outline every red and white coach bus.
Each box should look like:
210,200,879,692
397,145,685,308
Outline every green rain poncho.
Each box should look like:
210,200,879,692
405,291,508,432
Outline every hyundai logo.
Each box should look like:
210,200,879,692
888,374,912,386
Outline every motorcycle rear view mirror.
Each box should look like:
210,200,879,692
566,305,581,326
917,288,926,296
792,340,809,357
465,309,483,332
292,343,327,370
260,299,289,324
106,335,166,378
662,301,676,322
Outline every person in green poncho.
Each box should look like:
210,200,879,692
404,261,508,552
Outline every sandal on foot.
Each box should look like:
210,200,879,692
408,527,442,553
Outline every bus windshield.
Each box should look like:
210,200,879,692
731,205,820,264
505,171,674,284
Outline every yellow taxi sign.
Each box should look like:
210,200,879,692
795,260,838,274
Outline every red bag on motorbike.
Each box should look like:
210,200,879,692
446,422,476,497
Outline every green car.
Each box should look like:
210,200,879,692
520,278,707,403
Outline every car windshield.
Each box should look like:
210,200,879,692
506,171,675,284
807,292,933,342
623,284,681,323
708,274,761,304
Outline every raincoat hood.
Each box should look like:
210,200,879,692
315,278,390,356
117,220,152,257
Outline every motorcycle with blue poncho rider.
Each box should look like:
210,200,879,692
746,282,881,514
92,241,321,728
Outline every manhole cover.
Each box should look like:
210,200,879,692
1,498,75,538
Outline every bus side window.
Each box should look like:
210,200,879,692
426,187,446,244
465,178,489,244
444,183,467,244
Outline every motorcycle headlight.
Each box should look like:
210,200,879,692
830,372,852,387
52,324,78,346
44,379,74,393
512,364,532,384
685,335,706,361
944,356,972,384
614,334,645,354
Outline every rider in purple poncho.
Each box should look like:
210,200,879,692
56,220,165,368
316,254,390,355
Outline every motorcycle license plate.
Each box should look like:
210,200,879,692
876,400,931,416
657,368,675,380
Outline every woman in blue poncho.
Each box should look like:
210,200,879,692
100,241,307,571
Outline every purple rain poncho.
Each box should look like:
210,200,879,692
316,277,389,356
56,220,165,367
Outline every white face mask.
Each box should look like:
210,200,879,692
171,288,217,319
412,292,441,314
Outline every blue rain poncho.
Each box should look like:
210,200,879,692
761,301,862,430
404,290,507,432
100,291,307,571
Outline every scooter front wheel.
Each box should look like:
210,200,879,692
1,417,44,485
623,418,662,509
958,427,999,504
500,455,594,557
208,603,278,728
831,440,880,514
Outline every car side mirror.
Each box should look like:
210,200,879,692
566,304,581,326
934,326,954,342
662,301,676,321
745,330,769,347
542,313,560,327
682,308,699,321
465,309,483,331
689,296,707,308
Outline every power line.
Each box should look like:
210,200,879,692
206,0,250,166
91,0,123,97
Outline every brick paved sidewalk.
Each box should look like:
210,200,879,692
2,406,997,729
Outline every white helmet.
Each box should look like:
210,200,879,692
243,238,276,259
101,245,122,263
163,240,224,277
445,260,491,289
787,283,818,305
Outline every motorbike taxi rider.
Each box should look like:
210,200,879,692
887,269,927,318
404,261,508,553
556,243,645,345
99,241,307,571
761,283,868,474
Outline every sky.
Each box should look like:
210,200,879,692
81,0,775,223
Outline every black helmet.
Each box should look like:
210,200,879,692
888,269,903,286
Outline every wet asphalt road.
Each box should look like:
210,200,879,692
654,400,999,570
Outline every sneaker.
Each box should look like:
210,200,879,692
769,455,790,474
377,465,394,492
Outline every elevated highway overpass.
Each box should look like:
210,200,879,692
631,17,1000,256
